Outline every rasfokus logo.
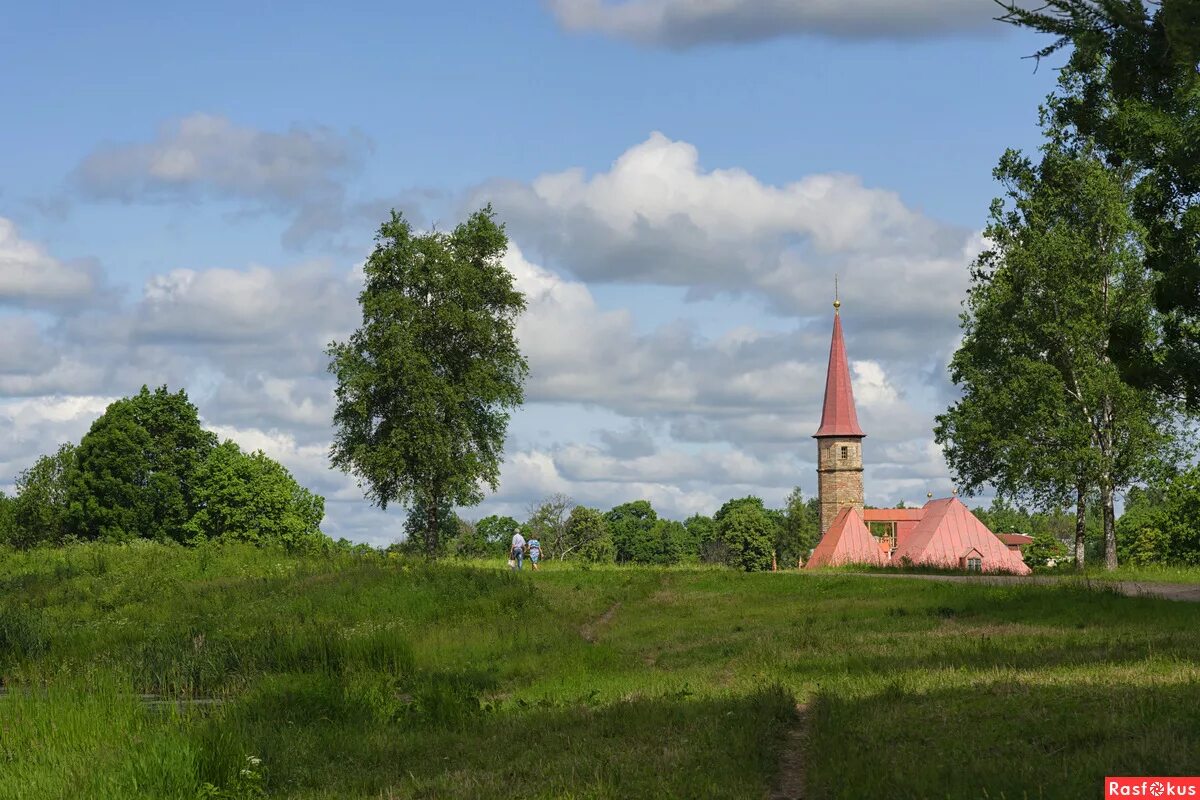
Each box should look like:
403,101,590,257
1106,777,1200,798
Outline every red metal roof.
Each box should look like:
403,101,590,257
813,312,865,438
999,533,1033,547
891,498,1031,575
863,508,925,522
805,507,887,569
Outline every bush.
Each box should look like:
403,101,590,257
714,499,774,572
567,506,615,563
1118,470,1200,566
1023,530,1069,568
186,441,325,548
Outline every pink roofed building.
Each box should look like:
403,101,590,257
803,298,1031,575
888,498,1029,574
806,507,888,568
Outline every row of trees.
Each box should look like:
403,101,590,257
936,2,1200,570
393,490,823,571
0,386,327,550
405,488,1200,572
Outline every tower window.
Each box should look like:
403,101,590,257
840,446,849,459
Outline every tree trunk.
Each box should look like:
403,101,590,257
1101,478,1117,570
1074,483,1087,570
1099,385,1118,570
426,493,440,559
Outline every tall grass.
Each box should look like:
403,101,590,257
2,542,1198,798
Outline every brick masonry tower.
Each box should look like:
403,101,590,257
813,296,865,535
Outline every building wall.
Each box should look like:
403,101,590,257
816,437,864,534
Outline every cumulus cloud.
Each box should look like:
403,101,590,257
6,139,968,537
596,422,657,458
507,243,829,419
851,359,900,408
547,0,1001,47
0,218,100,309
0,316,60,375
487,447,726,520
499,242,953,513
0,395,116,491
73,114,371,247
484,134,980,377
482,132,938,280
134,261,358,358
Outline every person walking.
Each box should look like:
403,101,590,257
510,530,527,571
527,537,541,571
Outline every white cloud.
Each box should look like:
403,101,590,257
135,261,357,350
0,218,100,309
508,242,829,417
851,359,899,408
478,133,978,369
490,131,936,266
0,316,59,374
3,140,967,538
73,114,371,247
0,395,116,490
548,0,1001,47
487,446,725,520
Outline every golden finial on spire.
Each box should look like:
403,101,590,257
833,275,841,313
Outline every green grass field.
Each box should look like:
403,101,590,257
2,543,1198,799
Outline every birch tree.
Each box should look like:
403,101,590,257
937,122,1181,569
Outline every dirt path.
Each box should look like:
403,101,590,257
579,601,622,643
847,572,1200,603
769,704,809,800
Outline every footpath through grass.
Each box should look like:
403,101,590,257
1,543,1198,798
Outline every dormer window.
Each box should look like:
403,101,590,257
960,550,984,572
840,446,849,459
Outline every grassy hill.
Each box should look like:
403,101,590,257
2,543,1198,799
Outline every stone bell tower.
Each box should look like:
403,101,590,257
813,294,865,534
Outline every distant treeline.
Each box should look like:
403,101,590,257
0,386,328,551
404,488,1200,572
968,491,1200,568
4,386,1195,569
391,491,823,572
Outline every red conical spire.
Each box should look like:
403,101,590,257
813,304,865,438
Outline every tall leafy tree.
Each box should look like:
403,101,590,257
9,443,76,548
67,386,216,543
778,487,819,567
714,497,774,572
0,491,15,547
476,514,522,555
685,513,720,563
936,123,1181,569
564,506,615,563
997,1,1200,402
650,519,690,566
1118,466,1200,565
605,500,658,564
327,207,528,557
185,441,325,548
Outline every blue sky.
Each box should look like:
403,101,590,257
0,1,1064,543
